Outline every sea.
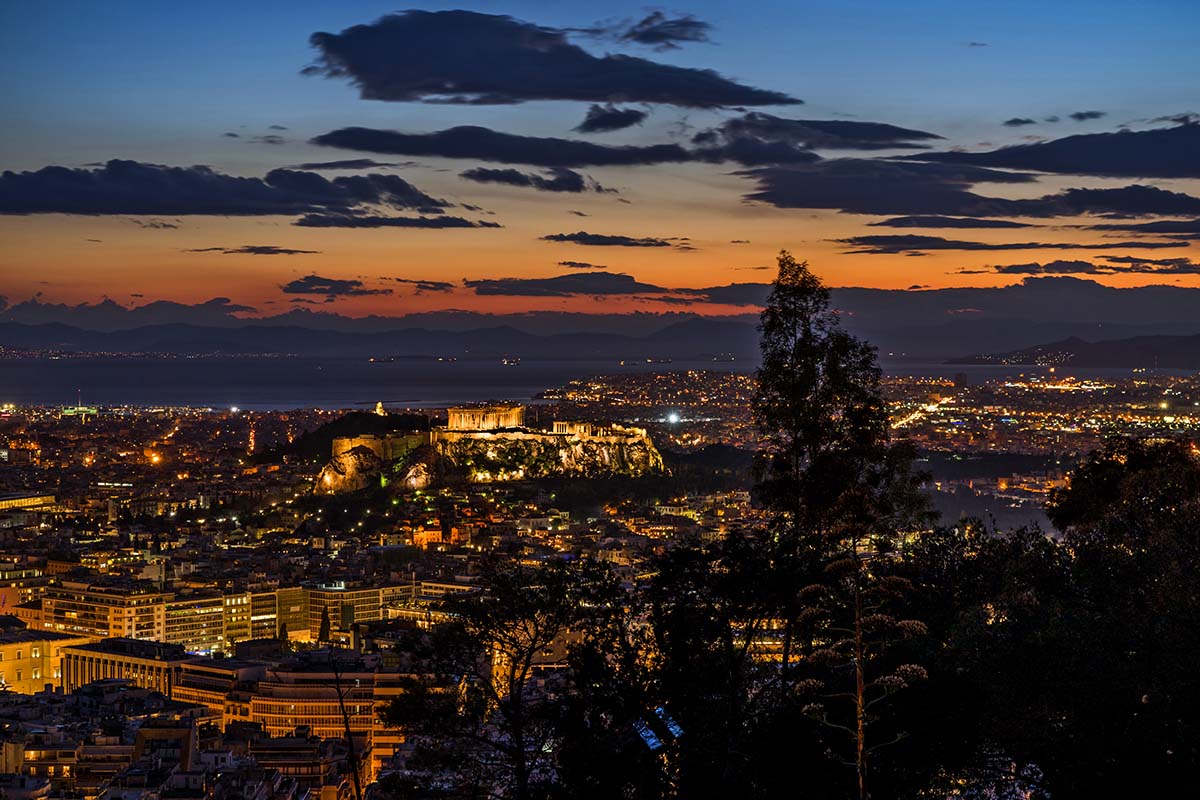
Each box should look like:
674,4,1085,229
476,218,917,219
0,355,1190,410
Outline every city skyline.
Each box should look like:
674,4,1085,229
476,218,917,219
3,0,1199,321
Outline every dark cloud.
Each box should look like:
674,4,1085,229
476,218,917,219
288,159,412,170
391,278,455,293
568,210,588,217
540,231,676,247
184,245,320,256
557,260,606,269
978,257,1200,275
464,271,668,297
1086,218,1200,239
742,159,1200,217
315,116,944,169
131,219,180,229
837,233,1188,255
268,125,289,131
695,113,942,156
869,216,1036,229
281,275,392,296
730,239,751,243
313,125,694,168
1069,110,1107,122
250,134,288,145
293,213,500,228
222,132,240,138
1038,185,1200,217
966,41,989,47
1003,118,1037,127
739,159,1035,216
459,166,608,193
575,104,649,133
990,260,1108,275
911,123,1200,178
1100,256,1200,271
609,12,713,50
677,282,772,305
1152,112,1199,126
0,159,449,217
304,10,796,108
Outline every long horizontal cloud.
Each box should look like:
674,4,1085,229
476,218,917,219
837,233,1189,254
294,213,500,228
282,275,392,296
740,159,1035,216
465,271,668,297
305,10,796,108
314,115,947,169
1086,218,1200,239
0,159,449,216
869,216,1036,229
741,159,1200,217
288,158,413,170
1101,255,1199,267
973,257,1200,275
184,245,319,255
313,125,693,168
459,167,606,193
911,123,1200,178
695,113,942,152
462,271,773,305
540,231,677,247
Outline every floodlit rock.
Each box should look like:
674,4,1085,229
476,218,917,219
314,445,384,493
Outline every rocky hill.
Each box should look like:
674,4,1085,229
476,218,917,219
314,427,665,493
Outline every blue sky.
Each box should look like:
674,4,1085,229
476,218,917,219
5,0,1196,168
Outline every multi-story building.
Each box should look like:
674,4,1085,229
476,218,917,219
0,560,53,611
248,653,380,742
0,630,94,693
60,638,193,695
164,593,225,654
223,591,253,645
306,585,407,641
41,581,170,641
249,590,279,641
172,659,267,728
275,587,308,642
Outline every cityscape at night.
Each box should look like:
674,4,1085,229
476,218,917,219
2,2,1198,798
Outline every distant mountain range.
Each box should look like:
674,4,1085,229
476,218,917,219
0,318,761,361
953,333,1200,369
3,277,1200,361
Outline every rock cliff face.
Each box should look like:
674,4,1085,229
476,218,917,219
314,429,666,492
432,430,666,482
315,446,384,493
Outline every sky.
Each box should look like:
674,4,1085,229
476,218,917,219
2,0,1198,320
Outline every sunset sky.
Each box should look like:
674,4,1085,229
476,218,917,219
2,0,1198,319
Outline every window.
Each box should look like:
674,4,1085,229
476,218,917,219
31,647,40,658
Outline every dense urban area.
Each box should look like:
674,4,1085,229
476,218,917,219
0,358,1197,798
